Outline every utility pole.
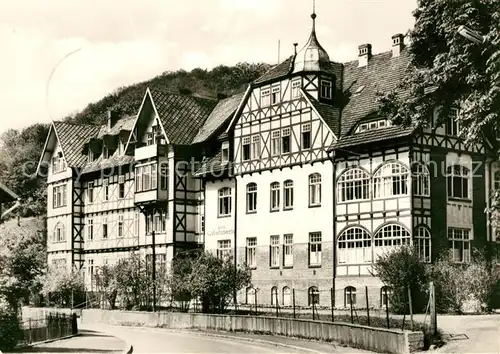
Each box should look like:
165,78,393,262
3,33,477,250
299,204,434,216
152,229,156,312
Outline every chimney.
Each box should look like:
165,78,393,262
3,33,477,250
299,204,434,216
392,34,405,57
358,44,372,67
107,110,119,129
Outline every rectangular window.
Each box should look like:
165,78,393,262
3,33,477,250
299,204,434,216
270,183,280,211
320,80,333,99
151,164,157,190
309,174,322,207
146,214,153,234
261,88,271,106
118,214,124,238
246,237,257,268
309,232,322,266
271,131,281,156
102,217,108,239
447,165,469,199
282,128,291,154
284,234,293,267
292,80,301,98
135,167,142,192
146,132,154,146
448,228,472,263
270,235,280,268
302,123,311,149
218,188,232,217
284,181,294,209
446,108,460,136
217,240,232,259
246,184,257,213
271,86,280,105
222,144,230,164
134,212,139,236
52,153,66,173
88,182,94,203
103,179,109,201
160,164,168,190
88,151,94,163
118,176,125,199
242,137,251,161
143,165,151,191
87,219,94,241
52,185,67,208
251,135,260,160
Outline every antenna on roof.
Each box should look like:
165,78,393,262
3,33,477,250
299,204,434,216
278,39,281,64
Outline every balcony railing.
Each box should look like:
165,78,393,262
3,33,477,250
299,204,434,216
135,143,168,161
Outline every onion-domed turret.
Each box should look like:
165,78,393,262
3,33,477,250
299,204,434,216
293,12,331,73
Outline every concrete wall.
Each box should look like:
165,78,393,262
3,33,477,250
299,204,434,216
81,309,423,353
21,307,82,322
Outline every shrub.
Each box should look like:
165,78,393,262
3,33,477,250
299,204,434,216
371,245,429,314
0,307,21,351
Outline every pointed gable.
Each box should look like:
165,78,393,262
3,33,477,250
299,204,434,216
53,122,100,167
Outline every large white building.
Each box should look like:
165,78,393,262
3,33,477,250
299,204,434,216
39,11,500,308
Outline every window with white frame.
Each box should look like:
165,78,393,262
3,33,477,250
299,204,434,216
414,226,431,262
246,237,256,268
413,163,430,197
271,286,278,305
134,212,139,236
154,210,166,233
281,128,291,154
373,162,409,198
242,136,251,161
87,219,94,241
53,222,65,243
309,232,322,266
338,168,370,202
270,182,280,211
448,228,472,263
218,187,231,217
146,214,153,234
151,164,157,190
355,119,391,133
88,150,94,163
320,80,333,99
103,179,109,201
271,86,280,105
284,180,294,209
271,131,281,156
246,183,257,213
302,123,311,149
270,235,279,267
221,143,229,164
344,286,357,307
374,224,411,259
118,214,124,238
308,286,319,305
160,163,168,190
246,287,256,305
261,88,271,106
217,240,232,259
146,129,154,145
282,286,291,306
309,173,322,207
446,108,460,136
283,234,293,267
118,176,125,199
135,166,142,192
338,227,372,264
52,184,67,208
88,182,94,203
447,165,470,200
102,216,108,239
52,152,66,173
380,286,392,307
143,165,151,191
251,135,260,160
292,80,301,98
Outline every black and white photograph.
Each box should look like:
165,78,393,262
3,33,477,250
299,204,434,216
0,0,499,353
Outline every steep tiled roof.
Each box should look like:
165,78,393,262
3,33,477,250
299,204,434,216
340,49,411,137
254,57,294,84
53,122,100,168
97,115,136,138
149,89,218,145
192,150,232,178
82,155,135,174
304,92,340,136
192,93,244,144
330,126,414,151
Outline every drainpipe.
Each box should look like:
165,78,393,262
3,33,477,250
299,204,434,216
330,150,337,304
233,176,238,308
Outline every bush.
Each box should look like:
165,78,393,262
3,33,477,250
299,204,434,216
0,307,21,351
371,245,429,314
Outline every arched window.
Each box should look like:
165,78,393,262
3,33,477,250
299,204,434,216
246,287,256,305
53,222,65,243
373,162,409,198
344,286,356,307
246,183,257,213
414,226,431,263
413,163,430,197
282,287,291,307
284,180,294,209
446,165,470,199
337,227,372,264
374,224,411,259
271,286,278,306
338,168,370,202
270,182,280,211
309,173,322,206
308,286,319,306
218,187,232,217
380,286,392,307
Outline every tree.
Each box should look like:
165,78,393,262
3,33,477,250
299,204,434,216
189,252,251,314
378,0,500,145
372,245,429,314
42,267,85,308
166,253,196,311
114,253,152,310
94,264,119,309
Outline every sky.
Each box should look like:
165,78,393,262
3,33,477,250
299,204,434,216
0,0,417,134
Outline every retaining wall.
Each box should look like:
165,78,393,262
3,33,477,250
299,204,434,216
81,309,424,353
21,307,82,322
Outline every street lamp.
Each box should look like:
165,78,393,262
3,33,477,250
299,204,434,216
457,25,486,44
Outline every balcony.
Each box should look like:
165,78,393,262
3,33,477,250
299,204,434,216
135,143,168,161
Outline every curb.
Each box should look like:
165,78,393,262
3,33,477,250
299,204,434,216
15,333,81,349
121,344,133,354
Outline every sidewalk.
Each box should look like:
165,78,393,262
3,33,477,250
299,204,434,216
5,329,129,354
